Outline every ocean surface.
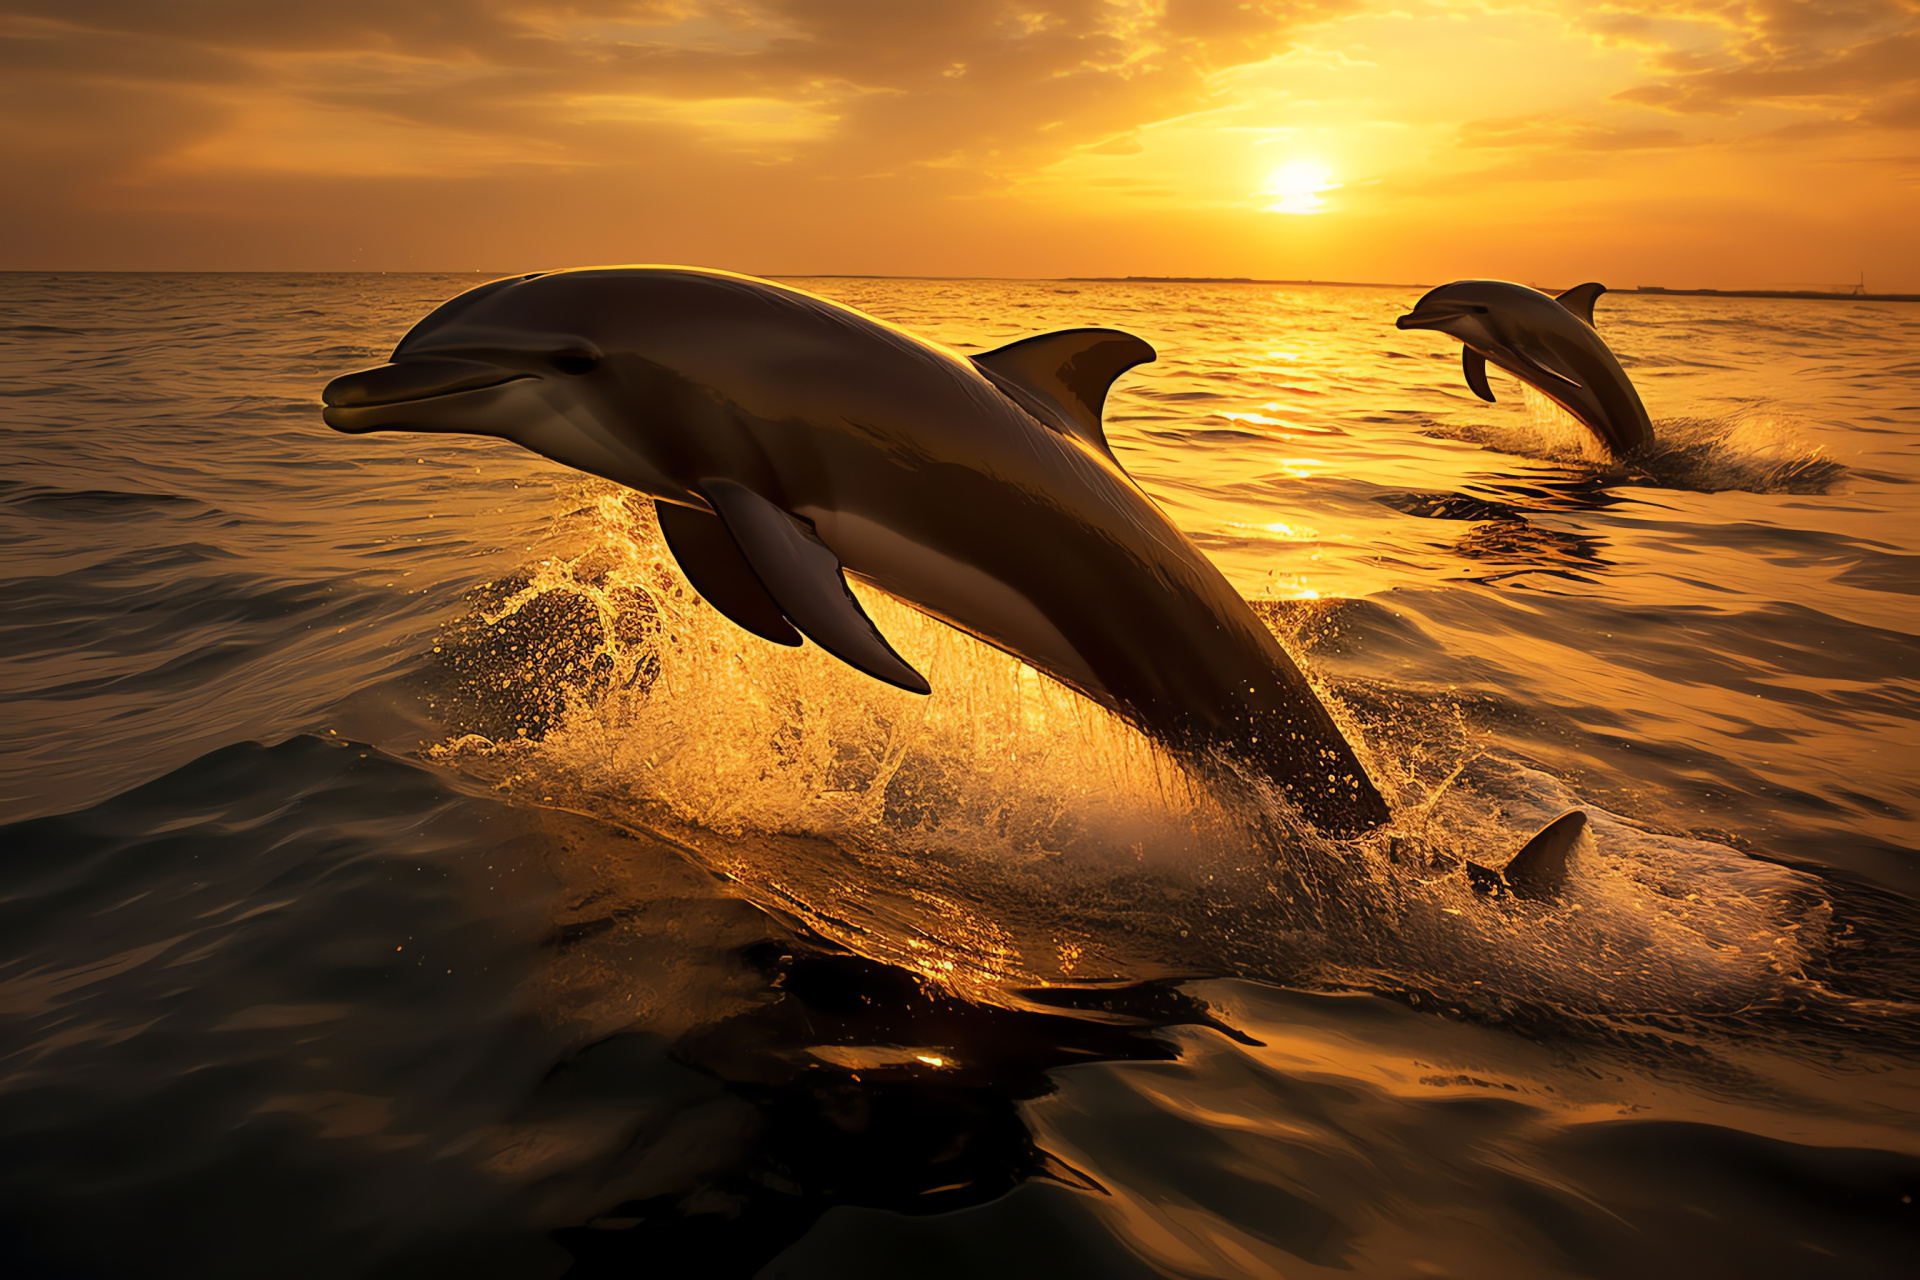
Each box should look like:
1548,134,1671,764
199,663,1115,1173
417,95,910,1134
2,272,1916,1278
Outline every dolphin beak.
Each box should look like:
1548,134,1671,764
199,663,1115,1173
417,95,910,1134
1397,302,1487,331
323,358,523,409
321,358,529,433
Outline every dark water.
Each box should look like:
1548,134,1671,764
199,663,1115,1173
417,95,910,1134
2,273,1917,1277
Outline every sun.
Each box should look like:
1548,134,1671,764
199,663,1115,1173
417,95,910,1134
1263,161,1338,215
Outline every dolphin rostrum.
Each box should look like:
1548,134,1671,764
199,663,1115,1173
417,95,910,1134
321,267,1389,836
1396,280,1653,456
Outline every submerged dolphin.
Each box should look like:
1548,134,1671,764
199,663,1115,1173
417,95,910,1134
1396,280,1653,456
321,267,1389,836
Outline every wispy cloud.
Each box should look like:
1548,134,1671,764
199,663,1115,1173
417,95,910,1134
0,2,1366,182
1457,112,1689,152
1591,0,1920,122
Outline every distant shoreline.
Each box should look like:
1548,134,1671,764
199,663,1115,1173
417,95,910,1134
1627,285,1920,303
1061,276,1920,302
1062,276,1415,289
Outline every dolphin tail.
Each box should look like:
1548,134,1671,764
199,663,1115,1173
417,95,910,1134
1271,740,1390,837
1466,809,1586,901
1218,691,1391,838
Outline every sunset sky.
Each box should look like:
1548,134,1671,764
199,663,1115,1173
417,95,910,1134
3,1,1915,288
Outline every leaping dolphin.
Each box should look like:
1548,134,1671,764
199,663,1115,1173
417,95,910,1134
321,267,1389,836
1396,280,1653,457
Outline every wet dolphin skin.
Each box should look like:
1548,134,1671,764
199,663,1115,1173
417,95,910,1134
323,267,1388,835
1396,279,1653,457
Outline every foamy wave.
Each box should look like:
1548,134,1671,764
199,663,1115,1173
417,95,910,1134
1633,414,1847,494
420,482,1838,1023
1429,386,1845,494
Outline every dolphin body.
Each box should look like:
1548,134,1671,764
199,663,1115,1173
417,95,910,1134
322,267,1389,836
1396,280,1653,457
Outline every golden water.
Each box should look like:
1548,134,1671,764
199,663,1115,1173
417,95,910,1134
3,273,1915,1276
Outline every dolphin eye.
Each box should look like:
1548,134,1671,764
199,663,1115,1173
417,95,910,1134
549,350,600,375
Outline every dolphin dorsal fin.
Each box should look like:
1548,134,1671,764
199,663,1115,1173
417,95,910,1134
698,478,930,696
972,328,1155,466
1553,282,1607,328
1502,809,1586,901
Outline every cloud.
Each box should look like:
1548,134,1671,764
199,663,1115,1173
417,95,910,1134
0,2,1366,187
1592,1,1920,122
1,1,1912,280
1457,113,1688,152
0,0,1383,268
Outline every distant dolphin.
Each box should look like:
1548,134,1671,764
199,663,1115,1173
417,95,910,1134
1396,280,1653,456
322,267,1389,836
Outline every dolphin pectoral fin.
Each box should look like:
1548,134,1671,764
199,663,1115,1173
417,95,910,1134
1553,282,1607,328
1511,336,1586,392
972,328,1155,466
1462,348,1497,402
698,479,931,696
655,500,801,647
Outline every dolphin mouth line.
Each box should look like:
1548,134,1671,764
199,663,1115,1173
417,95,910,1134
321,359,535,411
1396,308,1469,330
335,375,531,409
320,367,536,434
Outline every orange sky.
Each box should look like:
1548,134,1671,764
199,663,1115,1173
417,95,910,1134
3,1,1916,289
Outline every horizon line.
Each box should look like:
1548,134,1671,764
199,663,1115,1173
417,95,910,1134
3,270,1913,301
